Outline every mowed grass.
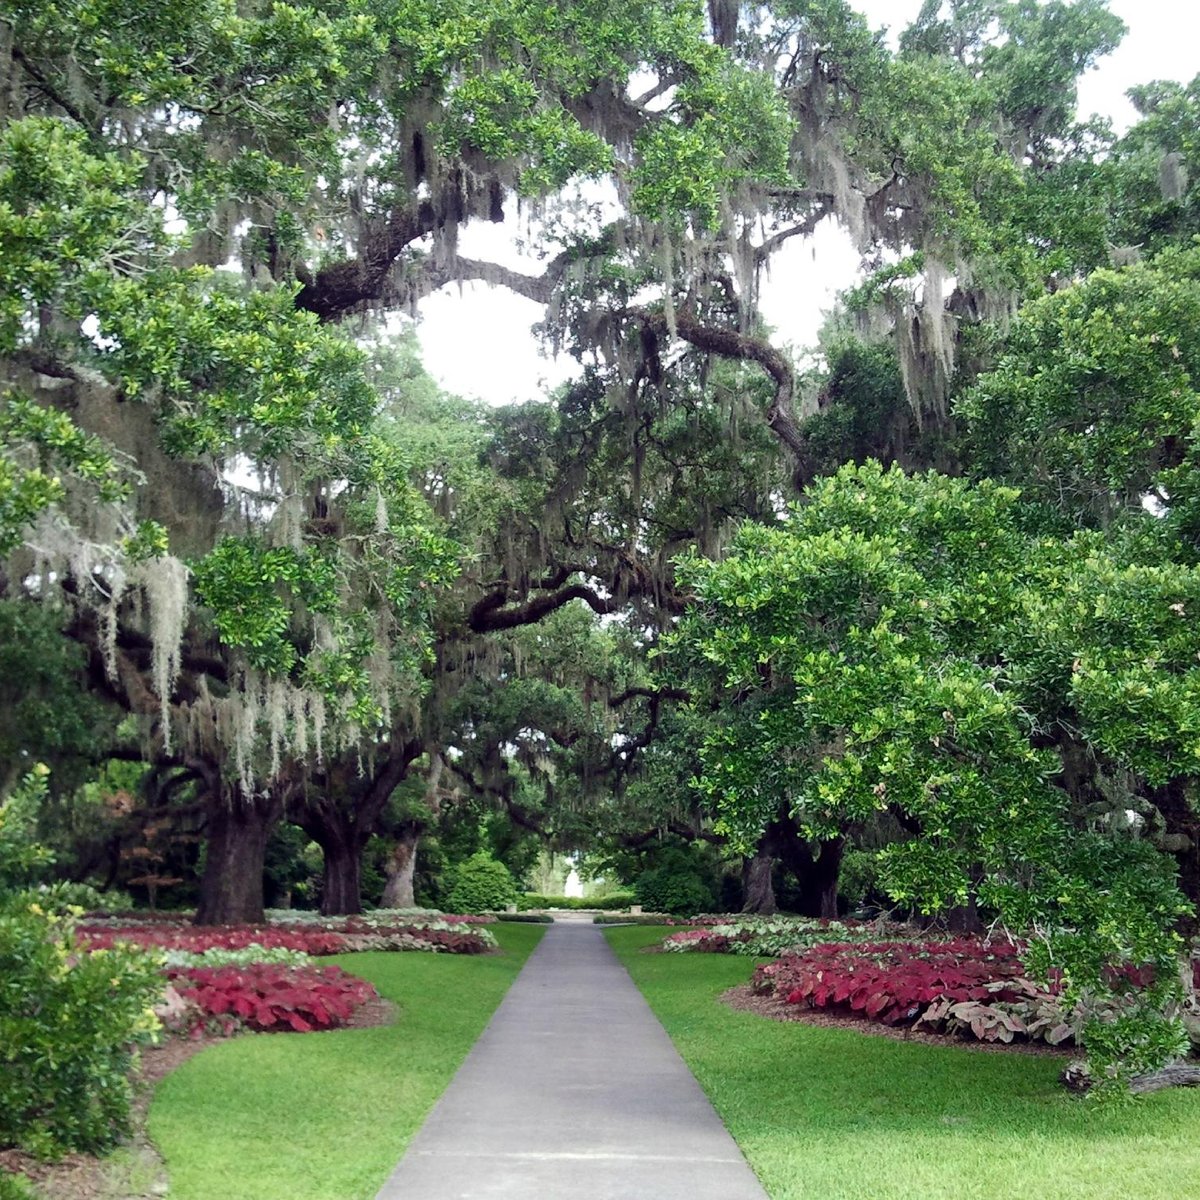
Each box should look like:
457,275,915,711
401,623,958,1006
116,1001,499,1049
608,925,1200,1200
148,923,544,1200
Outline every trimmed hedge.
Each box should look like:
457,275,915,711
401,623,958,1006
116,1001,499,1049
592,913,677,925
519,892,636,911
496,912,554,923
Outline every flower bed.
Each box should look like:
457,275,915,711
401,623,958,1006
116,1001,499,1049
751,937,1076,1045
75,911,499,1042
662,917,903,957
264,907,497,926
78,924,350,956
161,963,377,1036
77,916,497,956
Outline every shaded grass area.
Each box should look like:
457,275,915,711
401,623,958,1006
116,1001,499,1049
608,926,1200,1200
149,924,544,1200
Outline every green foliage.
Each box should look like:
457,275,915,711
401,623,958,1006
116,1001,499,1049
800,342,917,474
0,391,131,554
0,603,114,799
0,905,162,1157
0,767,54,889
669,462,1193,1084
518,892,636,911
633,54,792,227
635,848,717,916
592,912,676,925
192,539,338,674
961,242,1200,542
834,848,882,911
445,852,518,914
0,1171,35,1200
1,769,163,1157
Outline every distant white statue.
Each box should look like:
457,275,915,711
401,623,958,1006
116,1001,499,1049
564,865,584,898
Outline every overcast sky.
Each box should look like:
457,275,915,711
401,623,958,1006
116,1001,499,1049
414,1,1200,406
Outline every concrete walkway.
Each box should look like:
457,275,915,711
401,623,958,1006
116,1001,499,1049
375,916,767,1200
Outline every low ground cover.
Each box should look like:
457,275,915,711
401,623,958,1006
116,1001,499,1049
755,936,1063,1044
163,963,379,1035
75,911,499,1044
78,913,498,956
148,923,545,1200
607,925,1200,1200
752,936,1200,1049
661,916,905,958
592,912,677,925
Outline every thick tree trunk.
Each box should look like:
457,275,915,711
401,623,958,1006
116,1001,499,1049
772,818,846,918
944,890,984,934
318,827,364,917
295,740,423,916
380,752,442,910
194,791,281,925
742,846,777,915
1153,778,1200,936
380,825,420,909
806,836,845,919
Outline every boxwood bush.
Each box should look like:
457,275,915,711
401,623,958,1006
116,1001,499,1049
0,1171,34,1199
445,853,518,914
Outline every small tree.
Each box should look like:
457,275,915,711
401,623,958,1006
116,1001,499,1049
445,852,518,915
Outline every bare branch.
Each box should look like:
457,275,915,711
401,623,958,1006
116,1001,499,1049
609,685,690,707
754,205,834,265
640,307,814,486
469,582,619,633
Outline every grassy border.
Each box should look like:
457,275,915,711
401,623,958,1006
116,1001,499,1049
148,923,544,1200
607,925,1200,1200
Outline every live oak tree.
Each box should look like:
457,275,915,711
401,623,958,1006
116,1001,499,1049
669,463,1197,1085
0,115,457,923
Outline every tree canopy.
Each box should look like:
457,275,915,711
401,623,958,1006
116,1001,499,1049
3,0,1200,1089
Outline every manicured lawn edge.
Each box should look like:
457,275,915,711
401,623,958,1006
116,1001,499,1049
607,925,1200,1200
148,923,545,1200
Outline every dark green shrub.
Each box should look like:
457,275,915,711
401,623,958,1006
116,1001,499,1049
496,912,553,923
445,853,517,914
518,892,636,911
838,849,884,912
0,905,162,1157
635,853,716,916
593,913,674,925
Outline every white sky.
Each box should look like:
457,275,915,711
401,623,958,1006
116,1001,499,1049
415,1,1200,406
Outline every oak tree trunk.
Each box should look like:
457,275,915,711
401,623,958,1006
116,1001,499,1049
194,790,281,925
1153,778,1200,936
742,845,777,915
380,825,420,909
318,826,365,916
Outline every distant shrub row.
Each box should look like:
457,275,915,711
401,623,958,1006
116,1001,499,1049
519,892,637,911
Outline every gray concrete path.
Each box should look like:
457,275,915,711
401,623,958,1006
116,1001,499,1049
375,916,767,1200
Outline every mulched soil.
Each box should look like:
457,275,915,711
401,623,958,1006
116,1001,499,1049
721,983,1076,1059
1,999,398,1198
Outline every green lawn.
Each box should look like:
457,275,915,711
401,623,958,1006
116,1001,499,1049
608,925,1200,1200
148,923,544,1200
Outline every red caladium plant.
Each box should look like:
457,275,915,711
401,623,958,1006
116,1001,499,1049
169,964,377,1034
753,937,1073,1042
